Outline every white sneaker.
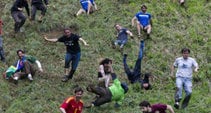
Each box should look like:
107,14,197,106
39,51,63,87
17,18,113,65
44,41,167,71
27,74,33,81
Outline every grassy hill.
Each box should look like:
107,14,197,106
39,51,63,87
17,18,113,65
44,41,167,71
0,0,210,113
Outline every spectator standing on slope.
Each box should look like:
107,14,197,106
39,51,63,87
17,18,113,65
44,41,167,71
0,18,5,62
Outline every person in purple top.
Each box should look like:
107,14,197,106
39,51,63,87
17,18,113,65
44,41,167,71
139,100,175,113
131,5,152,38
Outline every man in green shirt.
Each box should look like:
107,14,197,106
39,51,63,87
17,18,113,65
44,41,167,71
86,64,128,108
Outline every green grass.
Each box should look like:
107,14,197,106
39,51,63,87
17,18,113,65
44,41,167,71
0,0,211,113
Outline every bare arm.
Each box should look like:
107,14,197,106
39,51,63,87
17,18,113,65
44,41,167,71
126,30,133,37
79,38,88,46
170,65,174,76
93,2,97,10
43,35,58,42
59,108,66,113
166,105,175,113
131,16,137,27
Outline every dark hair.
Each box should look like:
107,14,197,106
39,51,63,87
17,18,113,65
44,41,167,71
181,48,190,54
63,27,71,32
16,49,24,55
139,100,151,107
141,4,147,9
74,87,83,94
114,23,120,27
99,58,112,65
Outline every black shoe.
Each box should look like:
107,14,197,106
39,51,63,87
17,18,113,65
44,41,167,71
123,54,127,58
14,80,18,84
61,75,69,82
181,95,191,109
174,102,179,109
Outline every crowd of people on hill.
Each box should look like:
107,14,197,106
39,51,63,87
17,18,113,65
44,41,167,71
1,0,202,113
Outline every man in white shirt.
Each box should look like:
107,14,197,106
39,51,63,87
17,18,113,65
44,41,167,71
171,48,199,109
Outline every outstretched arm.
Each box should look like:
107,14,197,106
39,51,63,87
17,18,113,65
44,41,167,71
79,38,88,46
43,35,58,42
35,60,43,72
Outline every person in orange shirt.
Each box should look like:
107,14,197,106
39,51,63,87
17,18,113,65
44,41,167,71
60,87,84,113
0,19,5,62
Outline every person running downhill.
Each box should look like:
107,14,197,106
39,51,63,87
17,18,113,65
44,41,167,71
44,28,88,82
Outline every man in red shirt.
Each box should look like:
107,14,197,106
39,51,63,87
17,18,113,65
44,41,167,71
139,100,175,113
0,19,5,62
60,87,84,113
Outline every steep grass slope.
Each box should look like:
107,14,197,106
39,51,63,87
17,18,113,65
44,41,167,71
0,0,210,113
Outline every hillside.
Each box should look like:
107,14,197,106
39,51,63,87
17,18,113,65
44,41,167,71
0,0,210,113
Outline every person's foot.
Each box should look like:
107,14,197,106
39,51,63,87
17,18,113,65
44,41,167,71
13,79,18,84
138,34,141,38
61,75,69,82
181,95,191,109
174,102,179,109
123,54,127,58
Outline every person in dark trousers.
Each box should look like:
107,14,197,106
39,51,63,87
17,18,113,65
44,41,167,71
11,0,30,33
86,65,128,108
0,19,5,62
12,49,43,84
30,0,49,22
123,40,152,90
139,100,175,113
44,28,88,82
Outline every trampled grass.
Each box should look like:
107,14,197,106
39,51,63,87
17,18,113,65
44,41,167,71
0,0,210,113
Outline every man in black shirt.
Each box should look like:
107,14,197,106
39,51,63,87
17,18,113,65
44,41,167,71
44,28,88,82
11,0,30,33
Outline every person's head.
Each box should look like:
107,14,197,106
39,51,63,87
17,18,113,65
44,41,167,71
181,48,190,59
74,87,83,101
121,82,128,94
141,4,147,13
99,58,112,73
63,28,72,37
16,49,25,59
114,24,122,31
139,100,151,113
142,83,151,90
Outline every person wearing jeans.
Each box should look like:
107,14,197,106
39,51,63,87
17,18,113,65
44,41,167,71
0,19,5,62
171,48,199,109
123,40,152,90
44,28,88,82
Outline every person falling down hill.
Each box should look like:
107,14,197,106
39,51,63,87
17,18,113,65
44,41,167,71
86,65,128,108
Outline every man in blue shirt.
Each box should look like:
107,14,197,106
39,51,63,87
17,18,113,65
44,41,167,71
131,5,152,38
113,24,133,50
